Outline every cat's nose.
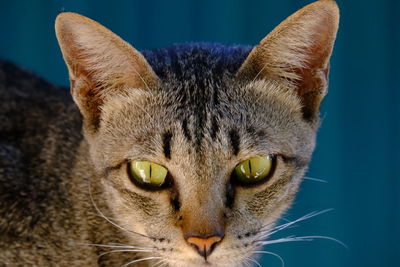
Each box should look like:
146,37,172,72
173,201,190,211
186,235,223,259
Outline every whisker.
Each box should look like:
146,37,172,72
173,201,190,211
258,235,347,249
130,67,151,92
252,210,345,265
241,257,252,267
252,250,285,267
288,235,347,249
68,241,153,251
151,259,168,267
121,256,162,267
127,95,154,122
279,217,294,223
98,249,154,259
257,236,307,245
259,209,334,238
303,176,328,183
88,181,150,239
151,260,161,267
159,263,169,267
107,242,153,248
251,64,268,84
84,243,152,249
246,257,262,267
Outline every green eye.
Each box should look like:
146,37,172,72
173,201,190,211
233,155,275,185
128,160,169,189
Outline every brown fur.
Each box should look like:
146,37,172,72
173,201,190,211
0,1,339,266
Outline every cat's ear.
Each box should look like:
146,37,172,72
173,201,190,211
237,0,339,122
55,12,159,132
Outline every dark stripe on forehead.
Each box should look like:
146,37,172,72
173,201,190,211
181,119,192,141
162,131,173,159
229,128,241,156
246,126,266,139
210,116,219,140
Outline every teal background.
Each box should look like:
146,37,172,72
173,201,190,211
0,0,399,266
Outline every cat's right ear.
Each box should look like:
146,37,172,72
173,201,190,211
55,12,159,133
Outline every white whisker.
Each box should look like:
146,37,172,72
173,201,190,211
84,243,151,249
288,235,347,249
130,67,151,92
151,259,168,267
241,257,252,267
128,93,154,121
121,256,161,267
159,262,169,267
251,64,268,84
303,176,328,183
260,209,334,238
258,236,310,245
258,235,347,249
246,257,263,267
88,181,150,239
252,250,285,267
98,249,154,259
252,209,346,264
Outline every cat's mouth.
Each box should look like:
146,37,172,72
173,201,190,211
178,261,218,267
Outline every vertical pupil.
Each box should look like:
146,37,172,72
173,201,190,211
149,164,152,178
248,159,252,173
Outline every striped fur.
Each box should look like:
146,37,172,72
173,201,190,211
0,1,339,266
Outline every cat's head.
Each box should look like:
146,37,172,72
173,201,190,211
55,0,339,266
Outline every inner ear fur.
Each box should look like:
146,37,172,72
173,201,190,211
237,0,339,122
55,12,159,132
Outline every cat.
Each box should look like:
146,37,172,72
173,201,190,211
0,0,339,266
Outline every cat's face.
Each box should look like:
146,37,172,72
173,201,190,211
56,1,339,266
93,79,313,266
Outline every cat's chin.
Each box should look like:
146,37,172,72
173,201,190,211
166,262,226,267
156,245,248,267
163,257,242,267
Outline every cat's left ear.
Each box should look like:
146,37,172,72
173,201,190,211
237,0,339,122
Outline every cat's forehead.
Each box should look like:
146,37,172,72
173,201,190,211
97,44,314,167
99,75,312,168
138,44,303,153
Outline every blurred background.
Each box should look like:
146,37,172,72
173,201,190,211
0,0,399,266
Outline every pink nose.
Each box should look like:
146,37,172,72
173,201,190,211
186,235,223,259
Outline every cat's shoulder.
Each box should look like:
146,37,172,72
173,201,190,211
0,60,82,238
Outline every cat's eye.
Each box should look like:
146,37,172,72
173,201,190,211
233,155,276,185
128,160,169,189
